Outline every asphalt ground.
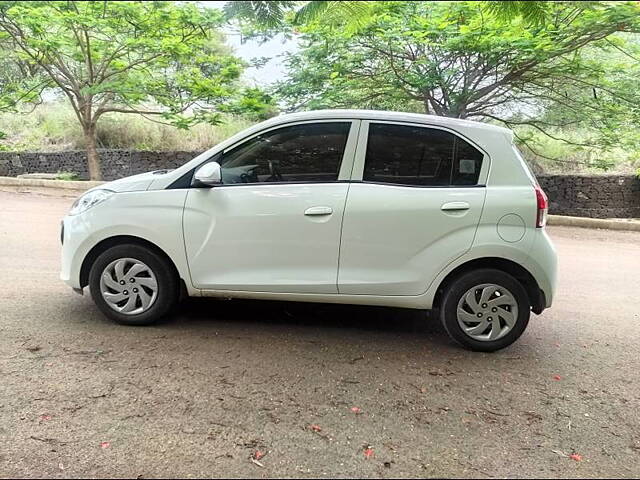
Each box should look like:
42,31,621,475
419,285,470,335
1,190,639,478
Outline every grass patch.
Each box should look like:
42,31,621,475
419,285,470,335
55,171,80,181
0,102,256,152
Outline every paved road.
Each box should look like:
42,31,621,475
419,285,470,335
1,190,639,478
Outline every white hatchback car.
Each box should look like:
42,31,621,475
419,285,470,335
61,110,557,351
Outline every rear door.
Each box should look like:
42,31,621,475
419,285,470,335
338,121,488,295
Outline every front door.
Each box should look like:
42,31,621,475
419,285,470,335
338,121,488,296
183,120,359,293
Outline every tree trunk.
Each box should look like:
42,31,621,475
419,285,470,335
84,127,102,181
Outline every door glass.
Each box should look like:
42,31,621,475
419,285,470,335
363,123,484,186
219,122,351,184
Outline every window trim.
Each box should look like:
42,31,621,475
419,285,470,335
211,119,361,187
168,119,361,189
350,120,490,187
348,180,486,189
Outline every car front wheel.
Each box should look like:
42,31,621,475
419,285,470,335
440,269,531,352
88,244,179,326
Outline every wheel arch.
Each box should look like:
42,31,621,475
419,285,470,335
79,235,188,298
432,257,545,314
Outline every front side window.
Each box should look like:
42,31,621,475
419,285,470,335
219,122,351,184
363,123,484,186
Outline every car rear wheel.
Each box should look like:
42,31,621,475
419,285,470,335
88,244,179,326
440,269,530,352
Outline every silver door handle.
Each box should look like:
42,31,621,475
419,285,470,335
304,206,333,216
441,201,470,211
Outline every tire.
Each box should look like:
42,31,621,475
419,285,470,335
440,268,530,352
88,244,179,326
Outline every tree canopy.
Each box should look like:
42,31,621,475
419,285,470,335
224,1,551,31
274,1,640,165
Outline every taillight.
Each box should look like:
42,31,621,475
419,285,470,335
535,184,548,228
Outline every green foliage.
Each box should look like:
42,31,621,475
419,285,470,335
293,1,374,31
224,0,297,29
224,1,374,32
219,87,278,120
224,1,550,32
481,1,553,26
513,126,639,174
0,46,42,111
55,171,80,181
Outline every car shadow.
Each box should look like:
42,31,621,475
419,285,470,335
171,296,448,339
164,298,544,358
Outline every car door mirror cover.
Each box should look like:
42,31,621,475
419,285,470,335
193,161,222,187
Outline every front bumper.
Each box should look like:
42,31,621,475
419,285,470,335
60,214,93,290
60,220,80,293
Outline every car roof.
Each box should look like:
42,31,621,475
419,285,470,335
266,109,512,135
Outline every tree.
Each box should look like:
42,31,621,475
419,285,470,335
0,1,273,180
274,1,640,159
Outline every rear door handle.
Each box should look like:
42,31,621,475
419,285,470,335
441,201,470,211
304,206,333,216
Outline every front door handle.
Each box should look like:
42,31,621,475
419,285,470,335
441,201,470,211
304,206,333,216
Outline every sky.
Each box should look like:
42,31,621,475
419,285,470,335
201,1,299,86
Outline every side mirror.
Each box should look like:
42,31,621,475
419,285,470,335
193,161,222,187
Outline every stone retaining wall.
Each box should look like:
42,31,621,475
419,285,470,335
0,150,638,218
536,174,640,219
0,150,201,181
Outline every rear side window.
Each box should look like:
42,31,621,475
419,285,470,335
219,122,350,184
363,123,484,186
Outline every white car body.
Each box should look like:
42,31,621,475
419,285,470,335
61,110,557,346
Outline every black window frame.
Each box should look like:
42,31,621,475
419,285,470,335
359,122,487,188
211,121,353,186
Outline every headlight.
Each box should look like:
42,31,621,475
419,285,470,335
69,189,115,216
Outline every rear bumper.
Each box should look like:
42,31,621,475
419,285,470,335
524,229,558,310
